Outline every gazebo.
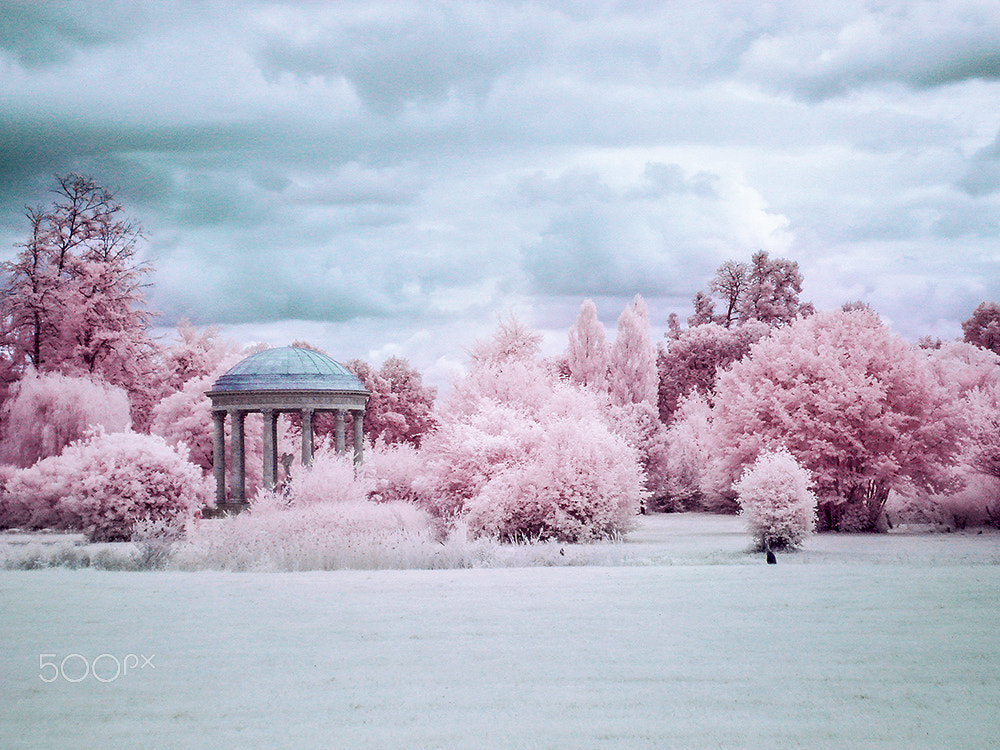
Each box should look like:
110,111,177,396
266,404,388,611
206,346,370,512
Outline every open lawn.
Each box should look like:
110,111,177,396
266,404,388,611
1,514,998,749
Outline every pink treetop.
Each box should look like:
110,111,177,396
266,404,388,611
0,369,131,467
657,320,770,422
962,301,1000,355
344,356,437,447
566,299,609,390
609,294,657,407
1,175,156,399
709,309,965,529
738,250,807,326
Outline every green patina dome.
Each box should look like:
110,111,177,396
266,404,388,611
211,346,366,393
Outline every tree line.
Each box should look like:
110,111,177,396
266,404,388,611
1,175,998,546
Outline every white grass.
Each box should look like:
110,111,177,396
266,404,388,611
1,513,998,749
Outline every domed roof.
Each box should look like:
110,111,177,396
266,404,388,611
210,346,367,393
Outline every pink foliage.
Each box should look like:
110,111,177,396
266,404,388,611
463,411,642,542
709,309,965,531
344,356,437,447
962,301,1000,355
966,382,1000,482
734,448,817,550
0,369,131,467
608,294,657,407
604,399,671,509
360,441,424,505
415,321,644,541
663,392,715,510
922,341,1000,397
256,442,365,508
2,430,209,541
657,321,770,423
566,298,609,389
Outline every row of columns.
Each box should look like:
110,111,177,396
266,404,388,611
212,408,364,508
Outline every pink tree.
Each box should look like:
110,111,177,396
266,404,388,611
566,299,609,389
738,250,811,326
962,301,1000,355
414,318,643,540
608,294,657,407
0,175,157,411
344,356,437,447
708,309,965,531
662,392,715,510
692,251,810,329
656,320,770,423
0,369,131,467
734,448,817,550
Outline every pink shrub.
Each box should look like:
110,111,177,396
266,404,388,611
0,369,131,467
360,441,424,505
1,452,78,530
464,414,642,542
414,400,532,520
416,319,644,541
256,442,367,508
3,430,209,541
734,448,817,550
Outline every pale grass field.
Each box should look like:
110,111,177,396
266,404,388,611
1,513,998,749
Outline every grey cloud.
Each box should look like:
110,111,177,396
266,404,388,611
517,169,614,206
958,130,1000,196
519,163,751,298
255,3,550,113
0,1,128,66
739,2,1000,100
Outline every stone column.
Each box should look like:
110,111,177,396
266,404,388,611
211,410,226,506
262,409,278,490
231,410,246,503
353,410,364,467
301,408,314,466
335,410,346,455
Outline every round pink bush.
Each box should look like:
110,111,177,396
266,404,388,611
3,431,209,541
734,448,817,550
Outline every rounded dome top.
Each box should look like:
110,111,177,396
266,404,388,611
210,346,367,393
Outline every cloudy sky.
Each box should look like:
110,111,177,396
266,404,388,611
2,0,999,385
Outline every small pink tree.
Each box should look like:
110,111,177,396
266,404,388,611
0,369,131,467
608,294,657,407
566,299,609,389
734,448,817,550
662,392,715,510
